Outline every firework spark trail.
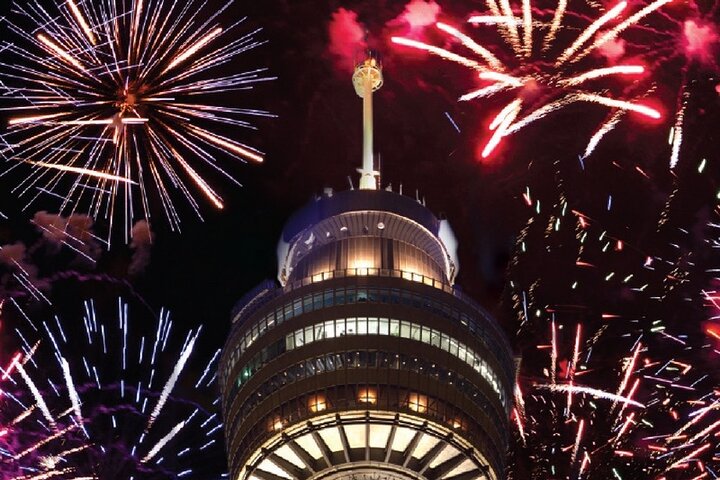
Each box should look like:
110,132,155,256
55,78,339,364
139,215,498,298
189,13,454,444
575,0,676,64
669,90,687,169
141,419,187,463
538,383,646,408
392,0,669,159
13,358,56,430
582,110,625,158
0,0,273,243
2,298,226,478
60,357,83,424
571,419,584,464
555,1,628,66
436,22,505,71
390,37,482,69
147,328,199,429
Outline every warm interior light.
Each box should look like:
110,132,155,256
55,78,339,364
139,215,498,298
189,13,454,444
452,418,464,429
269,416,283,431
357,387,378,405
349,259,375,276
407,393,428,413
308,394,327,413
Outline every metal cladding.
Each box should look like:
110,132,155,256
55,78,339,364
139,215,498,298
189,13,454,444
219,187,515,480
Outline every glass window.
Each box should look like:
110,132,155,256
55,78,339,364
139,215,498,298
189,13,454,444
323,290,334,307
304,326,314,342
411,324,421,341
390,319,400,336
295,330,304,347
335,319,346,336
400,321,411,339
430,329,441,348
346,317,357,335
357,317,368,335
421,326,431,344
324,320,335,338
441,334,450,352
379,318,389,335
368,317,379,335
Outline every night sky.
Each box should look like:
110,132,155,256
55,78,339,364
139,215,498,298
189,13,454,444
1,0,720,477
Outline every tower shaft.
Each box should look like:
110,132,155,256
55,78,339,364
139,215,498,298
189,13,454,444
352,55,383,190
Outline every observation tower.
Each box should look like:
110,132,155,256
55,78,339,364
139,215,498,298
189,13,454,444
219,53,515,480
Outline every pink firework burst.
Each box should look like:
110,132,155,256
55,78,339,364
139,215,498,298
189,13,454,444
391,0,673,160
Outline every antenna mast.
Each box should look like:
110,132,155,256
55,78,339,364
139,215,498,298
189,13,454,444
352,53,383,190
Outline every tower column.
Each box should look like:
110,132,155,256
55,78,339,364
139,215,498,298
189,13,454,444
352,55,383,190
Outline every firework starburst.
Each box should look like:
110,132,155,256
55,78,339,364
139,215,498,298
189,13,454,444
0,0,273,243
0,298,225,479
391,0,672,159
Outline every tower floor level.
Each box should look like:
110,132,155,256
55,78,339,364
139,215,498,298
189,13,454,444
219,188,516,480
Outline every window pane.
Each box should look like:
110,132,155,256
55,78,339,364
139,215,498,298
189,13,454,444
335,319,346,336
379,318,389,335
400,321,411,339
358,317,368,335
368,318,379,335
324,320,336,338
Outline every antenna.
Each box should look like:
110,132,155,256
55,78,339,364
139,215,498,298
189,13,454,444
352,52,383,190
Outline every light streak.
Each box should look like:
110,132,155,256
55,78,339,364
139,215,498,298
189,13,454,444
36,34,87,72
538,384,646,408
67,0,97,45
24,161,139,184
560,66,645,87
577,94,661,119
556,1,628,66
436,22,505,71
0,0,271,243
391,37,483,70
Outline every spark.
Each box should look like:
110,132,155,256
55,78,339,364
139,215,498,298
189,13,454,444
538,383,646,408
555,1,628,66
0,0,272,242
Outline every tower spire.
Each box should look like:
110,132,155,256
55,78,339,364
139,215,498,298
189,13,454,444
352,52,383,190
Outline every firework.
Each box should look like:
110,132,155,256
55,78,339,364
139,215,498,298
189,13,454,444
504,170,720,478
0,0,273,244
0,298,225,479
391,0,671,159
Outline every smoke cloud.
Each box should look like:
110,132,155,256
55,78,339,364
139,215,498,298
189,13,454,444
328,8,367,73
128,220,153,276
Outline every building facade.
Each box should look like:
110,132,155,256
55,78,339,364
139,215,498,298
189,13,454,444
219,56,515,480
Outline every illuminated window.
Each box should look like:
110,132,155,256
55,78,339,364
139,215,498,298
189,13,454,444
308,394,327,412
269,416,283,431
357,387,377,405
407,393,428,413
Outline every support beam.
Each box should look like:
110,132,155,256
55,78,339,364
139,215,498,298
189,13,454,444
310,430,333,468
402,423,427,467
384,415,399,463
443,469,485,480
365,411,371,461
285,438,318,474
253,468,291,480
268,453,307,480
337,419,352,463
425,452,466,480
417,437,451,475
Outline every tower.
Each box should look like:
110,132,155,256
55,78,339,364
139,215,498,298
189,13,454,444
219,54,515,480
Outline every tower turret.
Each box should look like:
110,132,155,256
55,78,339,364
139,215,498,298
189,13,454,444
352,53,383,190
219,56,514,480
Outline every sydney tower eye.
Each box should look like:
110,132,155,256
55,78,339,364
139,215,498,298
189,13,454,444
219,54,516,480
